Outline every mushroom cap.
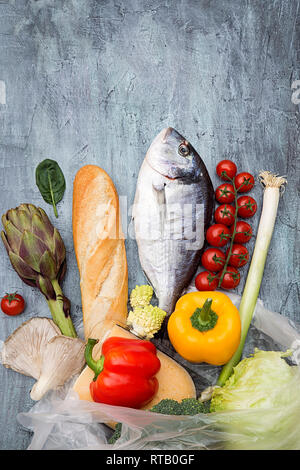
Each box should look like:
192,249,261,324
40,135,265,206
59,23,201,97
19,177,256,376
1,317,86,401
1,317,61,379
30,335,85,401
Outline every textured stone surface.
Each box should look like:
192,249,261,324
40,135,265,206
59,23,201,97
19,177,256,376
0,0,299,449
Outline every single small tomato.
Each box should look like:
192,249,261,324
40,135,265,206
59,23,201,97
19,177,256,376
231,221,253,243
214,204,235,226
226,244,249,268
234,172,255,193
1,293,25,316
216,160,237,181
195,271,219,291
206,223,231,247
201,247,226,272
237,196,257,218
215,183,235,204
220,267,240,289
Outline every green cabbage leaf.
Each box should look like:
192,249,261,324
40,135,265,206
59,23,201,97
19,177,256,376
210,349,300,449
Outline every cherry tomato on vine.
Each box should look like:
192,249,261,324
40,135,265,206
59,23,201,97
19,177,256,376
214,204,235,226
237,196,257,218
201,247,226,272
230,221,252,243
1,293,25,316
234,172,255,193
195,271,219,291
215,183,235,204
220,267,240,289
206,224,231,247
216,160,237,181
226,244,249,268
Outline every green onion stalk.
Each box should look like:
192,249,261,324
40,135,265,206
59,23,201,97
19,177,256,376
217,171,287,386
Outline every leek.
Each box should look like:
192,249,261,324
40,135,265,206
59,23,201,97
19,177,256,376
217,171,287,386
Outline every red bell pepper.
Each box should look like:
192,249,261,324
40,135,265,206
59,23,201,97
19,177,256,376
84,336,161,408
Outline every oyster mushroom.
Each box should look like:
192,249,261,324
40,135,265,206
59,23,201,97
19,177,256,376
1,317,61,379
1,317,85,400
30,335,85,401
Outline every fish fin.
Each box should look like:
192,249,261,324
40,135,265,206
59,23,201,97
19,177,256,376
142,269,156,291
151,177,167,238
152,172,166,193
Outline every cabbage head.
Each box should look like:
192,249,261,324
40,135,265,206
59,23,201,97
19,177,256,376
210,349,300,449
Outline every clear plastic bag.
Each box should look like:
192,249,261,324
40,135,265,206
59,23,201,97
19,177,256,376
16,294,300,450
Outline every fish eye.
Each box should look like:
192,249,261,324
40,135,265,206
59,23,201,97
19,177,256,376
178,142,190,157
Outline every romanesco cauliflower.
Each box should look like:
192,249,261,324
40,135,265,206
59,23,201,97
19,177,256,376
130,285,153,308
127,304,166,339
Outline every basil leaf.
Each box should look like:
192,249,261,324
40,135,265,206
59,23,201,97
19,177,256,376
35,159,66,218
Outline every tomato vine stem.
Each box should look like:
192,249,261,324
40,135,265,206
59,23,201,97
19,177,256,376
211,175,247,288
217,176,239,287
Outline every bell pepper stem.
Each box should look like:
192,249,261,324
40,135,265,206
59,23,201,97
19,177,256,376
199,299,213,322
85,338,105,381
47,279,77,338
190,298,218,332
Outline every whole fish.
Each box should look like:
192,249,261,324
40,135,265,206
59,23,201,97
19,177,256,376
133,127,214,316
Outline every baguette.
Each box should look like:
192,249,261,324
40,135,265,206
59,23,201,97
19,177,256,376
72,165,128,354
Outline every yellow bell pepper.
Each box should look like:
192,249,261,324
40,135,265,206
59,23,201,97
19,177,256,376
167,291,241,366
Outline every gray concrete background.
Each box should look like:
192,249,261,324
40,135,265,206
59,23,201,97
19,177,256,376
0,0,299,449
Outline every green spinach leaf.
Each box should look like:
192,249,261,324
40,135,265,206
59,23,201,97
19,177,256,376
35,159,66,218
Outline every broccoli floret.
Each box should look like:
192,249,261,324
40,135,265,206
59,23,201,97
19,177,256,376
180,398,210,415
127,305,167,340
130,285,153,308
151,398,210,416
150,399,183,415
109,398,210,445
108,422,122,444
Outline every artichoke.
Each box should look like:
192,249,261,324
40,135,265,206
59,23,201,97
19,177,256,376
1,204,77,337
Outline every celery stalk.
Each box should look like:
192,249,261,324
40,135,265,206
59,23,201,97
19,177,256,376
217,172,287,387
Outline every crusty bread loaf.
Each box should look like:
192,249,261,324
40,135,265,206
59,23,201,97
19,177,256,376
72,165,128,354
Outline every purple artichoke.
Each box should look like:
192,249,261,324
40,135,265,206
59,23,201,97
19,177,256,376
1,204,76,337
